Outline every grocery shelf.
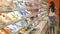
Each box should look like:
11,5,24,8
24,16,48,34
24,20,48,34
24,27,35,34
0,10,12,13
15,18,37,34
13,7,40,11
0,9,38,30
0,0,48,34
0,9,38,28
38,21,48,34
13,0,41,2
41,22,49,34
27,12,38,18
0,7,40,13
0,19,21,29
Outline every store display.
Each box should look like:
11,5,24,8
3,22,23,33
0,0,48,34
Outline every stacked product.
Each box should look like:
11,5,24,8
0,0,48,34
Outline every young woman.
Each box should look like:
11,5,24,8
48,1,57,34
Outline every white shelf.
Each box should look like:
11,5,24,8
13,0,41,2
8,20,34,34
38,21,48,34
23,20,48,34
0,19,22,29
13,7,40,11
13,19,36,34
0,10,12,13
24,27,35,34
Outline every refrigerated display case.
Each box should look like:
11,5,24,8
0,0,48,34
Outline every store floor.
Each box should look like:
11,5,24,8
57,30,60,34
56,28,60,34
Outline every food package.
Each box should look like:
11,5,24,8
7,12,17,20
0,0,14,10
27,18,31,24
0,13,12,24
2,0,13,7
3,27,11,34
3,22,23,33
13,11,22,19
0,29,8,34
0,1,4,9
20,29,26,33
0,16,10,24
28,10,33,14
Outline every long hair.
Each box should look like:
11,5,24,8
50,1,55,12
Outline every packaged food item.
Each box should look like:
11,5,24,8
7,12,17,20
13,11,22,19
15,22,23,27
25,2,32,6
3,27,11,34
1,13,12,20
0,1,4,9
27,18,31,24
0,13,12,24
19,10,30,16
28,10,33,14
20,29,26,34
0,16,8,24
3,22,23,33
22,18,28,26
4,25,16,32
0,29,8,34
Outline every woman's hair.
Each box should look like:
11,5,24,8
50,1,55,12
